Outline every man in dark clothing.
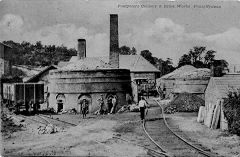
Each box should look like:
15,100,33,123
98,95,105,115
81,99,88,119
107,97,113,113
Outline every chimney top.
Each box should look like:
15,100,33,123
110,14,118,17
77,39,86,60
78,39,86,42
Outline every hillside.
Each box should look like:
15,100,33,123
2,40,77,67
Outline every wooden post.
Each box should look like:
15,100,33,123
24,84,25,108
34,84,36,104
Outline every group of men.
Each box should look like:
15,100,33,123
98,94,117,115
80,94,118,118
80,94,149,122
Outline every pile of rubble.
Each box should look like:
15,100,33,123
37,124,62,134
117,104,140,113
60,108,78,114
160,65,210,80
164,93,204,114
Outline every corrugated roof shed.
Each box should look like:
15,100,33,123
12,65,41,79
25,65,57,82
211,75,240,98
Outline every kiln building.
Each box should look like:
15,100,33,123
48,14,132,113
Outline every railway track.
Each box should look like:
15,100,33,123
17,114,77,128
17,114,50,126
142,99,219,157
38,114,77,127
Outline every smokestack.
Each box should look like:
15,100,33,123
77,39,86,60
109,14,119,68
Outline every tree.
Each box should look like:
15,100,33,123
204,50,216,66
212,59,229,77
178,54,191,67
35,41,43,50
161,58,175,76
2,40,77,66
140,50,155,65
119,45,137,55
223,90,240,135
177,46,222,69
188,46,206,63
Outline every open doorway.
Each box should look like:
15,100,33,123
56,94,65,113
106,93,117,113
57,101,63,112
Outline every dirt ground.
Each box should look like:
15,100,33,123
1,108,240,157
1,111,149,157
170,112,240,157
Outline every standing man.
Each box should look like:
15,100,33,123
81,99,88,119
110,96,117,114
98,94,105,115
138,96,147,122
107,96,113,114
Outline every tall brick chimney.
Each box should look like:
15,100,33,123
77,39,86,59
109,14,119,68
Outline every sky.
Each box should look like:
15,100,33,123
0,0,240,65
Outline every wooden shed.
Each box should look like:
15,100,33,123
204,74,240,130
205,75,240,107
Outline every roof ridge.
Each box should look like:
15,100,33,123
132,55,140,69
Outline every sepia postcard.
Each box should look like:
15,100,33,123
1,0,240,157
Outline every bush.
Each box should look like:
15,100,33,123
223,90,240,136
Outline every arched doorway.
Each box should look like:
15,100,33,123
56,94,65,112
77,94,92,113
106,93,117,113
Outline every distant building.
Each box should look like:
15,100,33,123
0,42,12,77
228,64,240,73
25,65,58,106
0,42,12,99
156,65,211,100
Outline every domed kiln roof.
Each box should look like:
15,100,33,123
160,65,211,80
60,57,113,70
